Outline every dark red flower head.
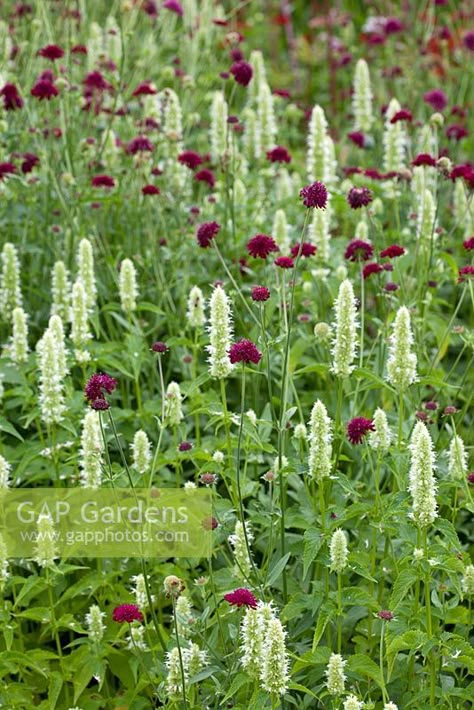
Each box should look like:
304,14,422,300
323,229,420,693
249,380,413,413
163,0,183,15
202,515,219,530
300,181,328,209
31,79,58,100
178,441,192,452
197,221,221,248
112,604,143,623
380,244,406,259
464,31,474,51
423,88,447,111
230,61,253,87
195,168,215,187
348,131,366,148
458,265,474,283
142,184,160,195
83,71,112,92
21,153,40,174
224,588,258,609
91,397,110,411
132,81,157,96
0,83,23,110
390,109,412,123
345,239,374,262
468,472,474,485
151,341,168,353
127,136,153,154
38,44,64,60
275,256,294,269
446,124,468,141
266,145,291,163
91,174,115,188
347,186,373,209
450,164,474,190
463,237,474,251
412,153,436,167
229,339,262,364
290,242,317,258
247,234,279,259
363,262,383,279
85,373,117,404
178,150,203,169
377,609,394,621
346,417,375,444
0,163,17,180
251,285,270,302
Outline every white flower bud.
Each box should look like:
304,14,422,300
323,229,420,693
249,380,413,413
0,532,9,590
352,59,373,133
85,604,106,643
331,279,358,378
0,454,11,488
448,435,467,480
70,279,92,363
37,329,66,424
408,421,438,527
51,260,71,321
165,381,184,426
0,242,22,321
325,653,346,695
229,520,253,580
368,408,392,451
308,400,332,480
386,306,417,390
131,430,152,474
10,307,29,363
77,239,97,311
329,529,349,573
207,286,233,379
119,258,138,313
34,512,58,567
79,410,103,489
461,564,474,596
260,616,289,696
187,286,206,327
210,91,228,163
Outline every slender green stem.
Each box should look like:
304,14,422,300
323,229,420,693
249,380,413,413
171,596,188,710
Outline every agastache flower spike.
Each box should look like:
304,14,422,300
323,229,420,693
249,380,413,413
165,381,184,426
308,400,333,480
448,435,467,480
0,455,11,488
187,286,206,327
0,533,9,590
329,529,349,572
352,58,374,133
131,430,152,474
210,91,228,163
229,520,253,579
79,410,104,489
325,653,346,696
34,513,58,567
51,260,71,320
70,279,93,363
77,238,97,311
408,421,438,527
0,242,22,322
331,279,358,378
85,604,106,643
386,306,417,390
260,616,290,696
207,286,234,379
369,408,392,451
119,258,138,313
10,307,29,363
37,328,66,424
344,696,363,710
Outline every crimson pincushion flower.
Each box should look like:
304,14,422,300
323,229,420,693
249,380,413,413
363,262,383,279
142,184,160,195
345,239,374,262
0,163,17,180
348,131,366,148
0,83,23,110
112,604,143,623
246,234,279,259
91,175,115,188
458,266,474,283
229,339,262,365
412,153,437,167
197,221,221,248
423,88,447,111
85,373,117,405
151,341,168,353
223,588,258,609
275,256,294,269
290,242,317,258
446,124,468,141
163,0,183,15
21,153,40,174
347,417,375,444
266,146,292,164
127,136,154,154
390,109,412,123
178,150,203,169
230,61,253,87
195,168,215,187
251,285,270,302
299,181,328,209
463,237,474,251
450,164,474,190
38,44,64,60
380,244,405,259
132,81,157,96
347,186,373,209
31,78,58,100
377,610,394,621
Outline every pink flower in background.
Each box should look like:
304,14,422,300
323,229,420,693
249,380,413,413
290,242,317,258
0,83,23,110
178,150,203,169
347,187,373,209
91,175,115,188
423,88,447,111
230,61,253,86
380,244,405,259
163,0,183,16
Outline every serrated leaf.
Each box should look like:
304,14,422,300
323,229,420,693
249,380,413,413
389,567,419,609
303,527,322,578
347,653,384,688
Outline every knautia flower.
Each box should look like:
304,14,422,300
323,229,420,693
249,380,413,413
0,242,22,321
187,286,206,327
70,279,92,363
182,643,208,677
165,646,188,696
308,400,332,480
383,98,406,174
131,430,152,474
386,306,417,390
0,533,9,590
0,454,11,488
47,315,68,378
77,238,97,311
119,258,138,313
331,279,358,378
260,616,290,696
369,408,392,451
37,328,66,424
51,260,71,320
165,381,184,426
461,564,474,595
448,435,467,480
79,410,103,489
131,573,154,608
9,307,29,363
326,653,347,696
34,512,58,567
174,595,194,637
329,529,349,573
112,604,143,623
207,286,234,379
408,421,438,527
229,520,253,580
210,90,228,163
273,208,290,253
344,695,363,710
85,604,106,643
352,58,373,133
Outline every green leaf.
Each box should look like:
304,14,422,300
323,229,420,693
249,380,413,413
221,672,251,703
303,527,323,578
312,603,335,651
266,552,291,587
288,682,320,699
0,416,23,441
48,671,63,710
389,567,419,609
347,653,384,688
